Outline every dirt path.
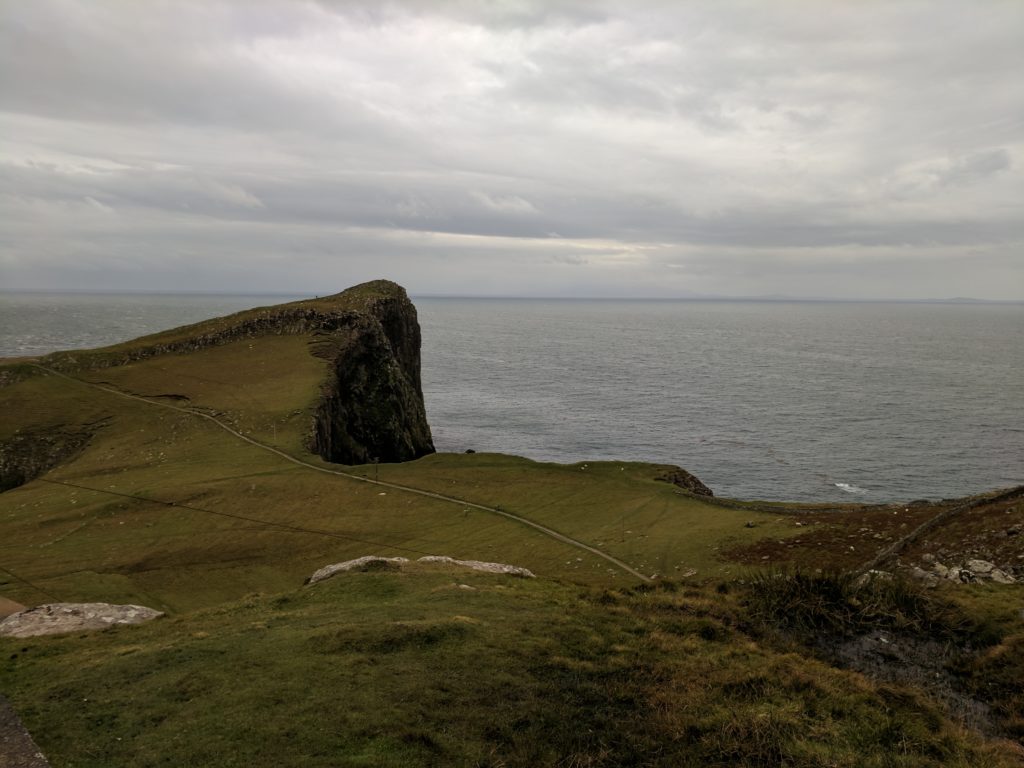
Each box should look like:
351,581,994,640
34,365,652,582
0,695,50,768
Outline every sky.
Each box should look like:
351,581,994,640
1,0,1022,299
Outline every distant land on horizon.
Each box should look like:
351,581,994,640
2,288,1022,305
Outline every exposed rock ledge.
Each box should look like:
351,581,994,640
655,466,714,497
0,603,164,638
0,422,101,493
308,555,535,584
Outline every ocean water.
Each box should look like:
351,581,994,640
2,293,1022,503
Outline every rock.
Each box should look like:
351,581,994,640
921,553,936,564
654,467,714,497
464,448,476,454
306,282,435,464
744,521,757,528
32,282,434,468
1006,526,1020,537
990,569,1017,585
966,559,995,575
0,603,163,638
854,570,893,588
907,566,940,587
307,555,536,584
932,563,950,578
417,556,535,578
0,424,98,493
307,556,409,583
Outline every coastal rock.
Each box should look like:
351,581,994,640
306,282,435,464
36,280,434,468
0,603,163,638
655,467,714,497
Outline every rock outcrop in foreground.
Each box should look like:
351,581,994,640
0,603,164,638
307,555,536,584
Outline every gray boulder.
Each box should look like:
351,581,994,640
0,603,163,638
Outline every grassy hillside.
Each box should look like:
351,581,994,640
1,289,1022,766
4,567,1023,767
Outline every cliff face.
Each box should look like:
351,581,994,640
0,424,98,492
306,284,435,464
28,279,435,469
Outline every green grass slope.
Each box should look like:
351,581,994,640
4,568,1022,768
0,328,803,612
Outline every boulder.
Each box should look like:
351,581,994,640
966,559,995,575
990,569,1017,584
417,556,535,578
0,603,163,638
307,555,535,584
308,556,409,584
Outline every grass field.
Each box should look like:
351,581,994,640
4,567,1022,768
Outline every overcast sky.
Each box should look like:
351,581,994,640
1,1,1022,299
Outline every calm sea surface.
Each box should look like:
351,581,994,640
2,293,1022,503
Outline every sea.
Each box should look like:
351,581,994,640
1,292,1021,504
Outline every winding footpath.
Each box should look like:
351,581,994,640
33,365,652,582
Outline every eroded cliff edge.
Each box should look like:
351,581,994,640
305,282,435,464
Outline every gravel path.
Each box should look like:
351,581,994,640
0,696,49,768
36,365,652,581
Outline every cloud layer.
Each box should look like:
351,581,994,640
1,0,1021,298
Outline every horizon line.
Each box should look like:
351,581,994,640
1,288,1022,304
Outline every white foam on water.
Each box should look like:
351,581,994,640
834,482,868,494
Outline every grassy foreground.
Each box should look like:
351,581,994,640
4,566,1022,767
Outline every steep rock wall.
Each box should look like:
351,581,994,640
0,424,98,492
307,288,434,464
23,280,434,469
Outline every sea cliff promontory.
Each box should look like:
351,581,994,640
1,280,434,478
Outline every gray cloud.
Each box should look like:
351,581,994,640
1,0,1022,298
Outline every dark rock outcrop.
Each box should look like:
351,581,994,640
306,283,434,464
655,466,714,497
0,424,98,492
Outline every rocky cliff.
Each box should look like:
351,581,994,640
305,282,435,464
23,280,434,469
0,424,99,492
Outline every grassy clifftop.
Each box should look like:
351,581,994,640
34,279,413,373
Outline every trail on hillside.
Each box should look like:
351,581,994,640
33,365,652,581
